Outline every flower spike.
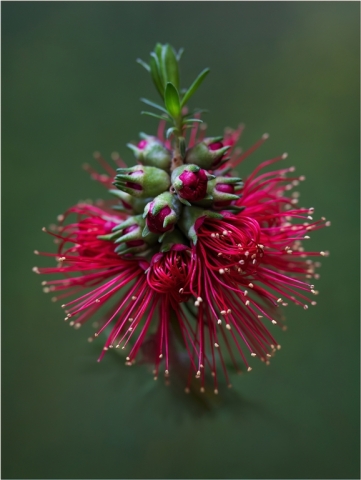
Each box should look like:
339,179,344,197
35,42,329,395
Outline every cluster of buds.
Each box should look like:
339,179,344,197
111,133,243,253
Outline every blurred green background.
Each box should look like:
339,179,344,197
2,2,360,479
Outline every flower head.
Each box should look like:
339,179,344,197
35,43,329,394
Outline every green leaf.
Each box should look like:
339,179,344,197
184,118,204,124
149,53,164,99
154,43,163,63
141,111,170,121
161,44,180,90
176,48,184,62
136,58,150,72
164,82,181,118
180,68,210,107
140,98,168,114
166,127,178,139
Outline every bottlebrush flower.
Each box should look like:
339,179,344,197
34,43,329,394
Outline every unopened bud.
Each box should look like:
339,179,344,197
114,166,171,199
143,192,182,236
127,134,172,170
185,137,230,169
171,164,214,204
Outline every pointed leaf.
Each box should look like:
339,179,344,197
180,68,210,107
161,44,180,90
141,111,170,121
164,82,181,118
176,48,184,61
140,98,168,114
136,58,150,72
166,127,178,139
184,118,204,124
154,43,163,63
149,53,164,99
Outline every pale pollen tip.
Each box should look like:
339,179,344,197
217,319,222,325
214,343,219,348
248,283,254,288
257,315,263,318
226,324,231,330
272,320,277,324
159,354,163,359
251,353,256,357
200,387,205,393
214,389,219,395
282,152,288,159
34,250,39,255
262,133,269,140
247,367,252,372
41,227,47,232
245,300,250,306
126,356,130,361
103,346,108,351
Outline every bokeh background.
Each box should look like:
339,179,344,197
2,2,360,479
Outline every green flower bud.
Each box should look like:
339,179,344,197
114,166,171,199
142,192,182,241
98,215,158,255
178,205,222,245
159,228,189,253
109,189,152,215
127,134,172,170
185,137,231,170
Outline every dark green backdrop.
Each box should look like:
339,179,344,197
2,2,360,479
